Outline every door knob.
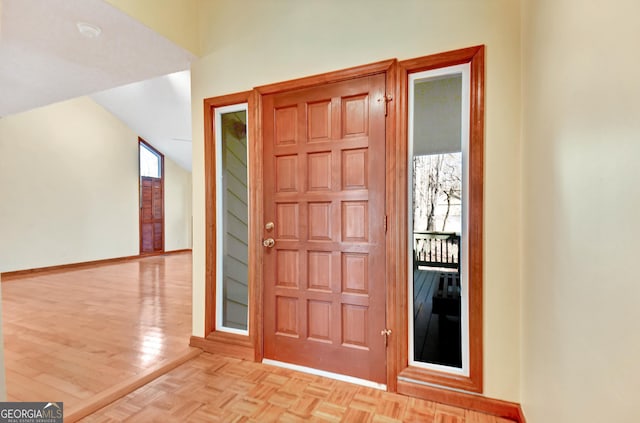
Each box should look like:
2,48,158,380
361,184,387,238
263,238,275,248
381,328,392,346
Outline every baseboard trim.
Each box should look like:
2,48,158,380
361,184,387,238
139,248,192,258
65,346,201,422
1,249,192,281
190,335,254,361
397,379,525,422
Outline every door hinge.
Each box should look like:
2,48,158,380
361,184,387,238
380,328,392,346
384,215,387,233
378,94,393,116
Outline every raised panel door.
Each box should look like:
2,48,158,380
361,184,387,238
262,74,387,383
140,176,163,254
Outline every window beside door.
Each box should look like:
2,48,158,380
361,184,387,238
398,46,484,394
215,103,250,334
409,71,467,373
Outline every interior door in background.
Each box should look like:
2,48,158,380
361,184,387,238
262,74,388,384
140,176,164,253
139,139,164,254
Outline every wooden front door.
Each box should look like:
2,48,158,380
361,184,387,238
262,74,387,383
140,176,164,253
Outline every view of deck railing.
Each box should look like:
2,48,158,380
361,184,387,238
414,231,460,270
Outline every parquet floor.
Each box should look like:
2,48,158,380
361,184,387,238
80,353,516,423
1,252,192,413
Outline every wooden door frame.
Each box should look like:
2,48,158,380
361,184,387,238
258,71,389,384
139,137,165,255
253,59,397,379
200,60,398,373
196,49,530,420
200,49,484,394
394,46,485,394
201,91,258,359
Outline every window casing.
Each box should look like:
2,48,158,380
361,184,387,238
215,103,250,335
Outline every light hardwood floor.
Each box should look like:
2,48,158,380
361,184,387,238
1,253,193,415
80,353,516,423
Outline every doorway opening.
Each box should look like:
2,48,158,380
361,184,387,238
199,47,484,397
260,73,389,385
139,138,164,254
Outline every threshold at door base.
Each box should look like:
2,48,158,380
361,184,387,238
262,358,386,391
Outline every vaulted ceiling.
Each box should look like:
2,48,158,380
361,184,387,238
0,0,195,170
91,70,193,170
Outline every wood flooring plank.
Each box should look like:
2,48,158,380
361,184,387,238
100,401,142,422
2,252,193,415
311,401,347,422
80,353,516,423
404,396,437,423
373,391,408,419
5,368,81,403
251,403,288,422
342,406,373,422
4,252,517,423
33,373,94,400
267,390,299,409
372,415,403,423
288,395,320,419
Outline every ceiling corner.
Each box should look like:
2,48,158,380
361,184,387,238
103,0,201,57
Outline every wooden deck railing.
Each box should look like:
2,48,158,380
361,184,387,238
414,231,460,270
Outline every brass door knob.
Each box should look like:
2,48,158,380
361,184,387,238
262,238,275,248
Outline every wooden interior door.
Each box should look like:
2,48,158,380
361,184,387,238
140,176,164,253
262,74,387,383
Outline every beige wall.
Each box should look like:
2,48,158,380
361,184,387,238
0,275,5,401
165,157,193,251
191,0,522,402
0,96,192,273
521,0,640,422
105,0,200,55
0,97,139,272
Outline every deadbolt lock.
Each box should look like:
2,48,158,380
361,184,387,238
265,222,274,231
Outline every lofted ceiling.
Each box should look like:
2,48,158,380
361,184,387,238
0,0,195,170
91,71,193,171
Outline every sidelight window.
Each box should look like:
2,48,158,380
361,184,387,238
408,65,470,374
215,103,250,334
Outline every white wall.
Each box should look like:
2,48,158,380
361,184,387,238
521,0,640,421
191,0,522,402
0,96,192,273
